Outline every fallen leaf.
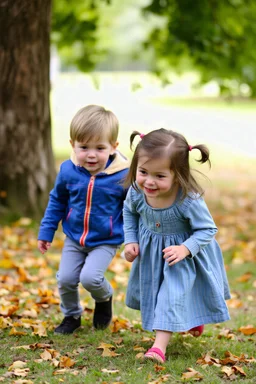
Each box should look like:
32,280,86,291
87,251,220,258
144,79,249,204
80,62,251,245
181,367,203,381
101,368,119,374
238,325,256,335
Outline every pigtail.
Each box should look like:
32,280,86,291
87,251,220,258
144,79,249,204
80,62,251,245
192,144,211,168
130,131,141,150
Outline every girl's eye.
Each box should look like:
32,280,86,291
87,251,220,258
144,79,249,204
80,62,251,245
157,175,165,178
139,170,147,175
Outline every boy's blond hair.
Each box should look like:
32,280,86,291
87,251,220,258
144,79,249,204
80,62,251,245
70,105,119,145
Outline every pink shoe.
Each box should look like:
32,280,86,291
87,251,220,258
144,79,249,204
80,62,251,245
188,325,204,337
144,347,166,363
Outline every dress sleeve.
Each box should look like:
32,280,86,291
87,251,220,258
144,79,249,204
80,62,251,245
182,197,218,257
38,165,69,242
123,187,140,244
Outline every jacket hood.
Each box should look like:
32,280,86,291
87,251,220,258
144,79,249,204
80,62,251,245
70,150,130,175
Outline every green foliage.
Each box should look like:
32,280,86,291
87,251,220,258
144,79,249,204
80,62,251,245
52,0,256,96
51,0,105,71
143,0,256,96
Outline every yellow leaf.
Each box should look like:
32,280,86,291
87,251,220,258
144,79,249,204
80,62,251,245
221,366,234,377
9,327,27,336
8,361,27,370
13,218,32,226
0,316,12,329
181,367,203,381
101,368,119,374
40,350,53,361
233,365,246,376
238,325,256,335
135,352,144,360
31,323,48,337
226,298,243,309
133,346,145,351
59,356,76,368
0,259,16,268
236,272,252,282
53,369,70,375
102,349,120,357
97,343,115,350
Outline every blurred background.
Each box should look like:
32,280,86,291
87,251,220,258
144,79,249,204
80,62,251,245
1,0,256,219
0,2,256,381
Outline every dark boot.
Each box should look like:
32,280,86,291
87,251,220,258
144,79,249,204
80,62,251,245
93,296,112,330
54,316,81,334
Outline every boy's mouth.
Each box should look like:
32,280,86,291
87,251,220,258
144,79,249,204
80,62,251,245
87,162,97,166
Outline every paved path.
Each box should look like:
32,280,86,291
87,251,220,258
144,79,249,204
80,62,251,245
52,73,256,159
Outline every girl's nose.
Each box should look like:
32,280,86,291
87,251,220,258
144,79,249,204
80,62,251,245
145,177,154,185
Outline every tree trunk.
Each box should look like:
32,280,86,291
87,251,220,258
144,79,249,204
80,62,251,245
0,0,56,220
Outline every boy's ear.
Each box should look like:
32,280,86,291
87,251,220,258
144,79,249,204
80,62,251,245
111,141,119,154
70,139,75,148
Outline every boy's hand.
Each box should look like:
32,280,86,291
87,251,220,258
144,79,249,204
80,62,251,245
124,243,139,262
163,244,190,266
38,240,51,254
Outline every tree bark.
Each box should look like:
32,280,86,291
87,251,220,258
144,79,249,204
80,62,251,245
0,0,56,220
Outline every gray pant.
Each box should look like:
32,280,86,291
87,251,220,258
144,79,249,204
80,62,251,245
56,237,118,317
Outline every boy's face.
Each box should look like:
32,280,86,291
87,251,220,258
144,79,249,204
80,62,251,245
70,138,118,175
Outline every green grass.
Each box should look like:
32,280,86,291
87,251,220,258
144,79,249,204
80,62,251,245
1,72,255,383
0,241,255,383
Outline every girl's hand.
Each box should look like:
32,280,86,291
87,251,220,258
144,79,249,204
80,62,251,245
38,240,51,254
163,245,190,266
124,243,139,262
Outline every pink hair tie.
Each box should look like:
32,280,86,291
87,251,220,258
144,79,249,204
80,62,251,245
188,145,193,151
140,133,145,139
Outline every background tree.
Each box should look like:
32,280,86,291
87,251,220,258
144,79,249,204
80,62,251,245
0,0,55,220
142,0,256,96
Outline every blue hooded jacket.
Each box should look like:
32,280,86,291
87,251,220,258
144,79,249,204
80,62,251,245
38,151,129,247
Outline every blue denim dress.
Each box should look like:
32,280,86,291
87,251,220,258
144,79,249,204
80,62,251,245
123,187,231,332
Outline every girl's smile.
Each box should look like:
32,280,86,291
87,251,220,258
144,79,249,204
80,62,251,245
136,156,178,208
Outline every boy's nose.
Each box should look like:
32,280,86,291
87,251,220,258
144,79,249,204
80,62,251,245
88,151,96,158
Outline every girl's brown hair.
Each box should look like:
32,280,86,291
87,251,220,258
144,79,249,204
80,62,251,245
125,128,211,200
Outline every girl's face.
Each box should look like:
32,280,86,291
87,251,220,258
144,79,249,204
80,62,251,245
136,155,177,206
70,138,118,175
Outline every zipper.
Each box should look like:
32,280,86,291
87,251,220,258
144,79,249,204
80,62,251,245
80,176,95,246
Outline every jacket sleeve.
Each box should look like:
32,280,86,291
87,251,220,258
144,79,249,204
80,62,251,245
181,197,218,257
38,166,69,242
123,187,140,244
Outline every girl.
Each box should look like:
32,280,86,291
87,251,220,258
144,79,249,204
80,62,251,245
123,129,230,363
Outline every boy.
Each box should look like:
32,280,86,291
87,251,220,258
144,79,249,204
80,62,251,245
38,105,129,334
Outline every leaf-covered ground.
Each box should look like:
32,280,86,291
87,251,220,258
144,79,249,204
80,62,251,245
0,169,255,383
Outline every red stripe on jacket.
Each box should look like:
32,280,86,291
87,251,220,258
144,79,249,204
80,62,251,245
80,176,95,246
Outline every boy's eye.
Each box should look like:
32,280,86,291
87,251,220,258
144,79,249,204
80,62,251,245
97,147,105,150
80,146,87,150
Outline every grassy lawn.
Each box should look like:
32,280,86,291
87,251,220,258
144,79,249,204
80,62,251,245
0,73,255,383
0,162,255,383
